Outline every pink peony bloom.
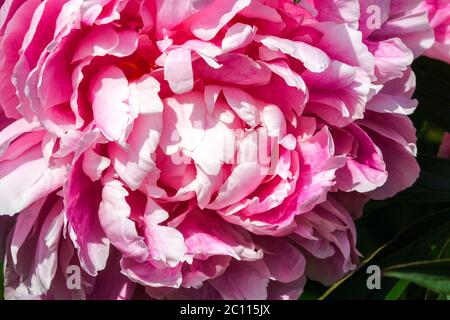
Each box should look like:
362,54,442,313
417,0,450,64
0,0,433,299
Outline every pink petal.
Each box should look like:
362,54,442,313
210,260,270,300
89,66,134,142
98,177,149,262
190,0,251,41
65,159,110,276
258,35,331,73
164,47,194,94
222,23,256,52
144,198,186,268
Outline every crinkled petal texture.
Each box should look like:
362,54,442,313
416,0,450,64
0,0,431,299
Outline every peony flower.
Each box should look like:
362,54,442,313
417,0,450,64
0,0,433,300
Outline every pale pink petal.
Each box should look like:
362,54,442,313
164,47,194,94
144,198,187,268
0,139,67,216
209,260,270,300
222,23,256,52
190,0,251,41
89,66,134,142
258,35,331,73
110,113,161,190
82,148,110,182
98,176,149,262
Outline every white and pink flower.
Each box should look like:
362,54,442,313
0,0,434,299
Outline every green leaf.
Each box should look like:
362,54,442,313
383,260,450,294
385,280,409,300
320,209,450,299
